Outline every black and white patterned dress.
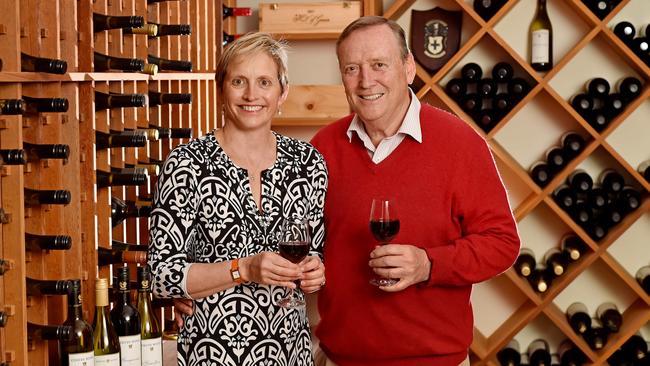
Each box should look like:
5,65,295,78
148,131,327,366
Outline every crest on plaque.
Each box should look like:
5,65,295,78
410,8,462,73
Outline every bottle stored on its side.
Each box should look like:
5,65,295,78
475,108,499,133
96,131,147,150
545,146,567,174
110,266,142,366
557,339,585,366
147,0,181,3
639,160,650,183
586,187,609,212
630,37,650,65
543,248,568,277
27,322,73,342
585,0,612,20
613,21,636,47
25,233,72,251
0,259,11,275
568,169,593,194
596,302,622,333
560,131,585,160
560,234,585,262
608,349,635,366
95,91,147,111
21,52,67,74
0,98,26,115
530,162,552,187
98,247,147,267
570,202,592,227
492,61,514,82
599,169,624,195
604,92,626,119
122,24,159,37
26,277,74,296
617,76,642,102
621,333,648,361
528,267,552,293
566,302,591,334
529,0,553,71
147,55,193,72
584,220,608,241
570,93,594,120
600,203,623,229
460,93,482,115
137,266,163,365
148,91,192,106
497,339,521,366
554,185,577,211
584,318,608,350
587,108,609,132
61,280,95,366
96,170,148,188
616,186,642,215
445,78,467,102
23,142,70,161
22,96,69,113
514,248,536,278
527,339,551,366
111,240,149,252
112,197,152,228
120,128,160,142
93,13,144,32
493,93,512,118
636,266,650,295
0,149,26,165
461,62,483,83
222,32,240,47
93,278,121,365
94,52,145,73
150,126,193,139
477,78,498,97
507,78,531,102
150,23,191,37
24,187,72,206
223,5,252,19
125,163,159,176
585,77,611,99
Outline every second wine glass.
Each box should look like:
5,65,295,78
276,216,311,308
369,198,400,287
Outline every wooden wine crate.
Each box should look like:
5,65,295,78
259,1,361,39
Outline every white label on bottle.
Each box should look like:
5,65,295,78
141,337,163,366
69,351,95,366
95,352,120,366
531,29,550,63
119,334,142,365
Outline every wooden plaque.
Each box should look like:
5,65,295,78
410,8,462,74
259,1,361,39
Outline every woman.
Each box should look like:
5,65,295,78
148,32,328,366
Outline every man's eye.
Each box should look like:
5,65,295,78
345,66,358,73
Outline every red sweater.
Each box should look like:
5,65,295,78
310,104,520,366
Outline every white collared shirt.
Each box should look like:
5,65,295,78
346,88,422,164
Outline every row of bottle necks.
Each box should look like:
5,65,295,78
21,265,168,366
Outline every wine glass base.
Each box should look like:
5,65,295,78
277,297,306,309
370,278,398,287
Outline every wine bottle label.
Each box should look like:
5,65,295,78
69,351,95,366
119,334,142,365
531,30,550,63
141,337,163,366
95,352,120,365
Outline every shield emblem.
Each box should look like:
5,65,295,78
410,8,462,73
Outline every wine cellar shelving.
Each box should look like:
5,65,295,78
1,0,650,365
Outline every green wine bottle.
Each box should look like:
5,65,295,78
61,280,95,366
137,266,163,365
93,278,121,365
529,0,553,71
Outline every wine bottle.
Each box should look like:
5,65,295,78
223,5,252,19
515,248,536,277
168,127,193,139
475,108,499,133
25,233,72,251
147,55,192,72
0,149,26,165
586,187,608,211
639,160,650,183
584,318,608,350
617,76,642,102
24,188,71,206
23,142,70,161
111,240,148,252
27,322,73,342
604,92,626,119
98,247,147,267
560,131,585,159
529,0,553,71
622,334,648,361
96,131,147,150
148,91,192,106
26,277,74,296
93,13,144,32
22,95,69,113
507,78,531,101
461,62,483,82
445,78,467,102
630,37,650,65
554,185,577,211
543,248,568,277
110,266,142,366
477,78,498,97
616,186,642,215
460,93,482,115
587,108,609,132
613,21,636,47
529,162,551,187
493,93,512,118
492,61,514,82
0,311,7,327
21,52,67,74
497,339,521,366
0,259,11,275
137,266,163,365
596,302,622,333
545,146,567,174
120,128,159,142
600,204,623,228
568,169,593,194
61,280,95,366
94,52,145,73
222,32,240,47
557,339,585,366
95,91,147,111
0,98,26,115
150,23,191,37
636,266,650,294
560,234,585,261
528,267,552,293
570,93,594,119
570,202,592,227
125,162,159,176
96,170,148,188
599,169,624,195
566,302,591,334
584,220,608,241
93,278,121,365
112,197,152,227
586,77,611,98
608,349,635,366
527,338,551,366
585,0,612,20
122,24,159,37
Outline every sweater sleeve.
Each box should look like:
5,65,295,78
423,133,521,286
148,145,199,299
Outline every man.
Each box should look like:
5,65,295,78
309,16,520,366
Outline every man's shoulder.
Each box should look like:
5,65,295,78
310,114,355,148
420,104,484,143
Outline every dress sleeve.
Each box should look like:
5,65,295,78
148,146,200,298
307,150,328,262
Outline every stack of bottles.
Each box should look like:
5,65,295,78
528,131,586,187
445,62,531,133
473,0,507,21
581,0,621,20
608,333,650,366
514,235,587,293
497,338,586,366
613,21,650,66
569,76,642,132
566,302,623,350
554,169,643,240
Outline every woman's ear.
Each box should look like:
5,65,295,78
278,84,289,108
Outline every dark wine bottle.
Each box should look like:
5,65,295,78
222,32,240,47
110,266,142,365
24,187,71,206
95,91,147,111
112,197,152,228
529,0,553,72
554,184,577,211
543,248,568,277
460,93,482,115
630,37,650,65
478,78,498,97
599,169,624,195
22,95,69,113
445,78,467,101
568,169,593,194
26,277,75,296
570,93,594,120
0,149,26,165
604,92,626,119
147,54,192,72
21,52,67,74
527,338,551,366
0,98,26,115
560,234,586,262
528,267,552,293
584,219,608,241
608,349,635,366
613,21,636,47
0,311,7,327
545,146,567,174
92,278,121,364
617,76,642,102
61,280,95,366
27,322,73,342
148,91,192,106
586,77,611,98
587,108,609,132
475,108,499,133
23,142,70,161
25,232,72,251
493,93,512,117
616,186,642,215
492,61,514,81
570,202,592,227
530,162,552,187
96,131,147,150
137,266,163,365
566,302,591,334
596,302,622,333
497,339,521,366
150,23,191,37
515,247,536,277
93,13,144,32
96,170,148,188
584,318,608,350
622,334,648,361
639,160,650,183
122,23,159,36
585,0,612,20
461,62,483,82
223,5,252,19
94,52,145,72
507,78,531,102
560,131,585,159
587,187,609,211
636,266,650,295
557,339,585,366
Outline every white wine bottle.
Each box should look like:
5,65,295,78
137,266,163,365
61,280,95,366
93,278,120,365
529,0,553,71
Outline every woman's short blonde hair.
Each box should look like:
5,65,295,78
216,32,289,94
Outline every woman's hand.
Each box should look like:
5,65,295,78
240,251,302,288
298,255,325,293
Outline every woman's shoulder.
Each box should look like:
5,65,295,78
276,132,325,164
166,133,219,159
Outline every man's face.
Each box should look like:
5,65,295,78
337,24,416,128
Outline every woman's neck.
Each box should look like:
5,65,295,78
217,125,276,169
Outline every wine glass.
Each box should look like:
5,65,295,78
276,216,311,308
369,198,400,286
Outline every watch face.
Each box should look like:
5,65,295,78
232,270,241,281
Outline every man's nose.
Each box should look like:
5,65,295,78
359,67,375,88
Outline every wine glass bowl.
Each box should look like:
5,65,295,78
369,198,400,287
277,216,310,308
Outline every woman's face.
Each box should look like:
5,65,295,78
222,52,287,131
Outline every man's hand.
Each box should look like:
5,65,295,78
298,255,325,293
368,244,431,292
173,298,194,328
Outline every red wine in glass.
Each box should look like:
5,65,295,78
279,241,310,263
369,198,400,286
277,217,311,308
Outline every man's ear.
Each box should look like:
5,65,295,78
405,53,417,85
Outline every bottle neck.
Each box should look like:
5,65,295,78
68,303,83,321
117,289,132,305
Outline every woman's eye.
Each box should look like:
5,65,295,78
260,79,272,87
231,78,244,86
